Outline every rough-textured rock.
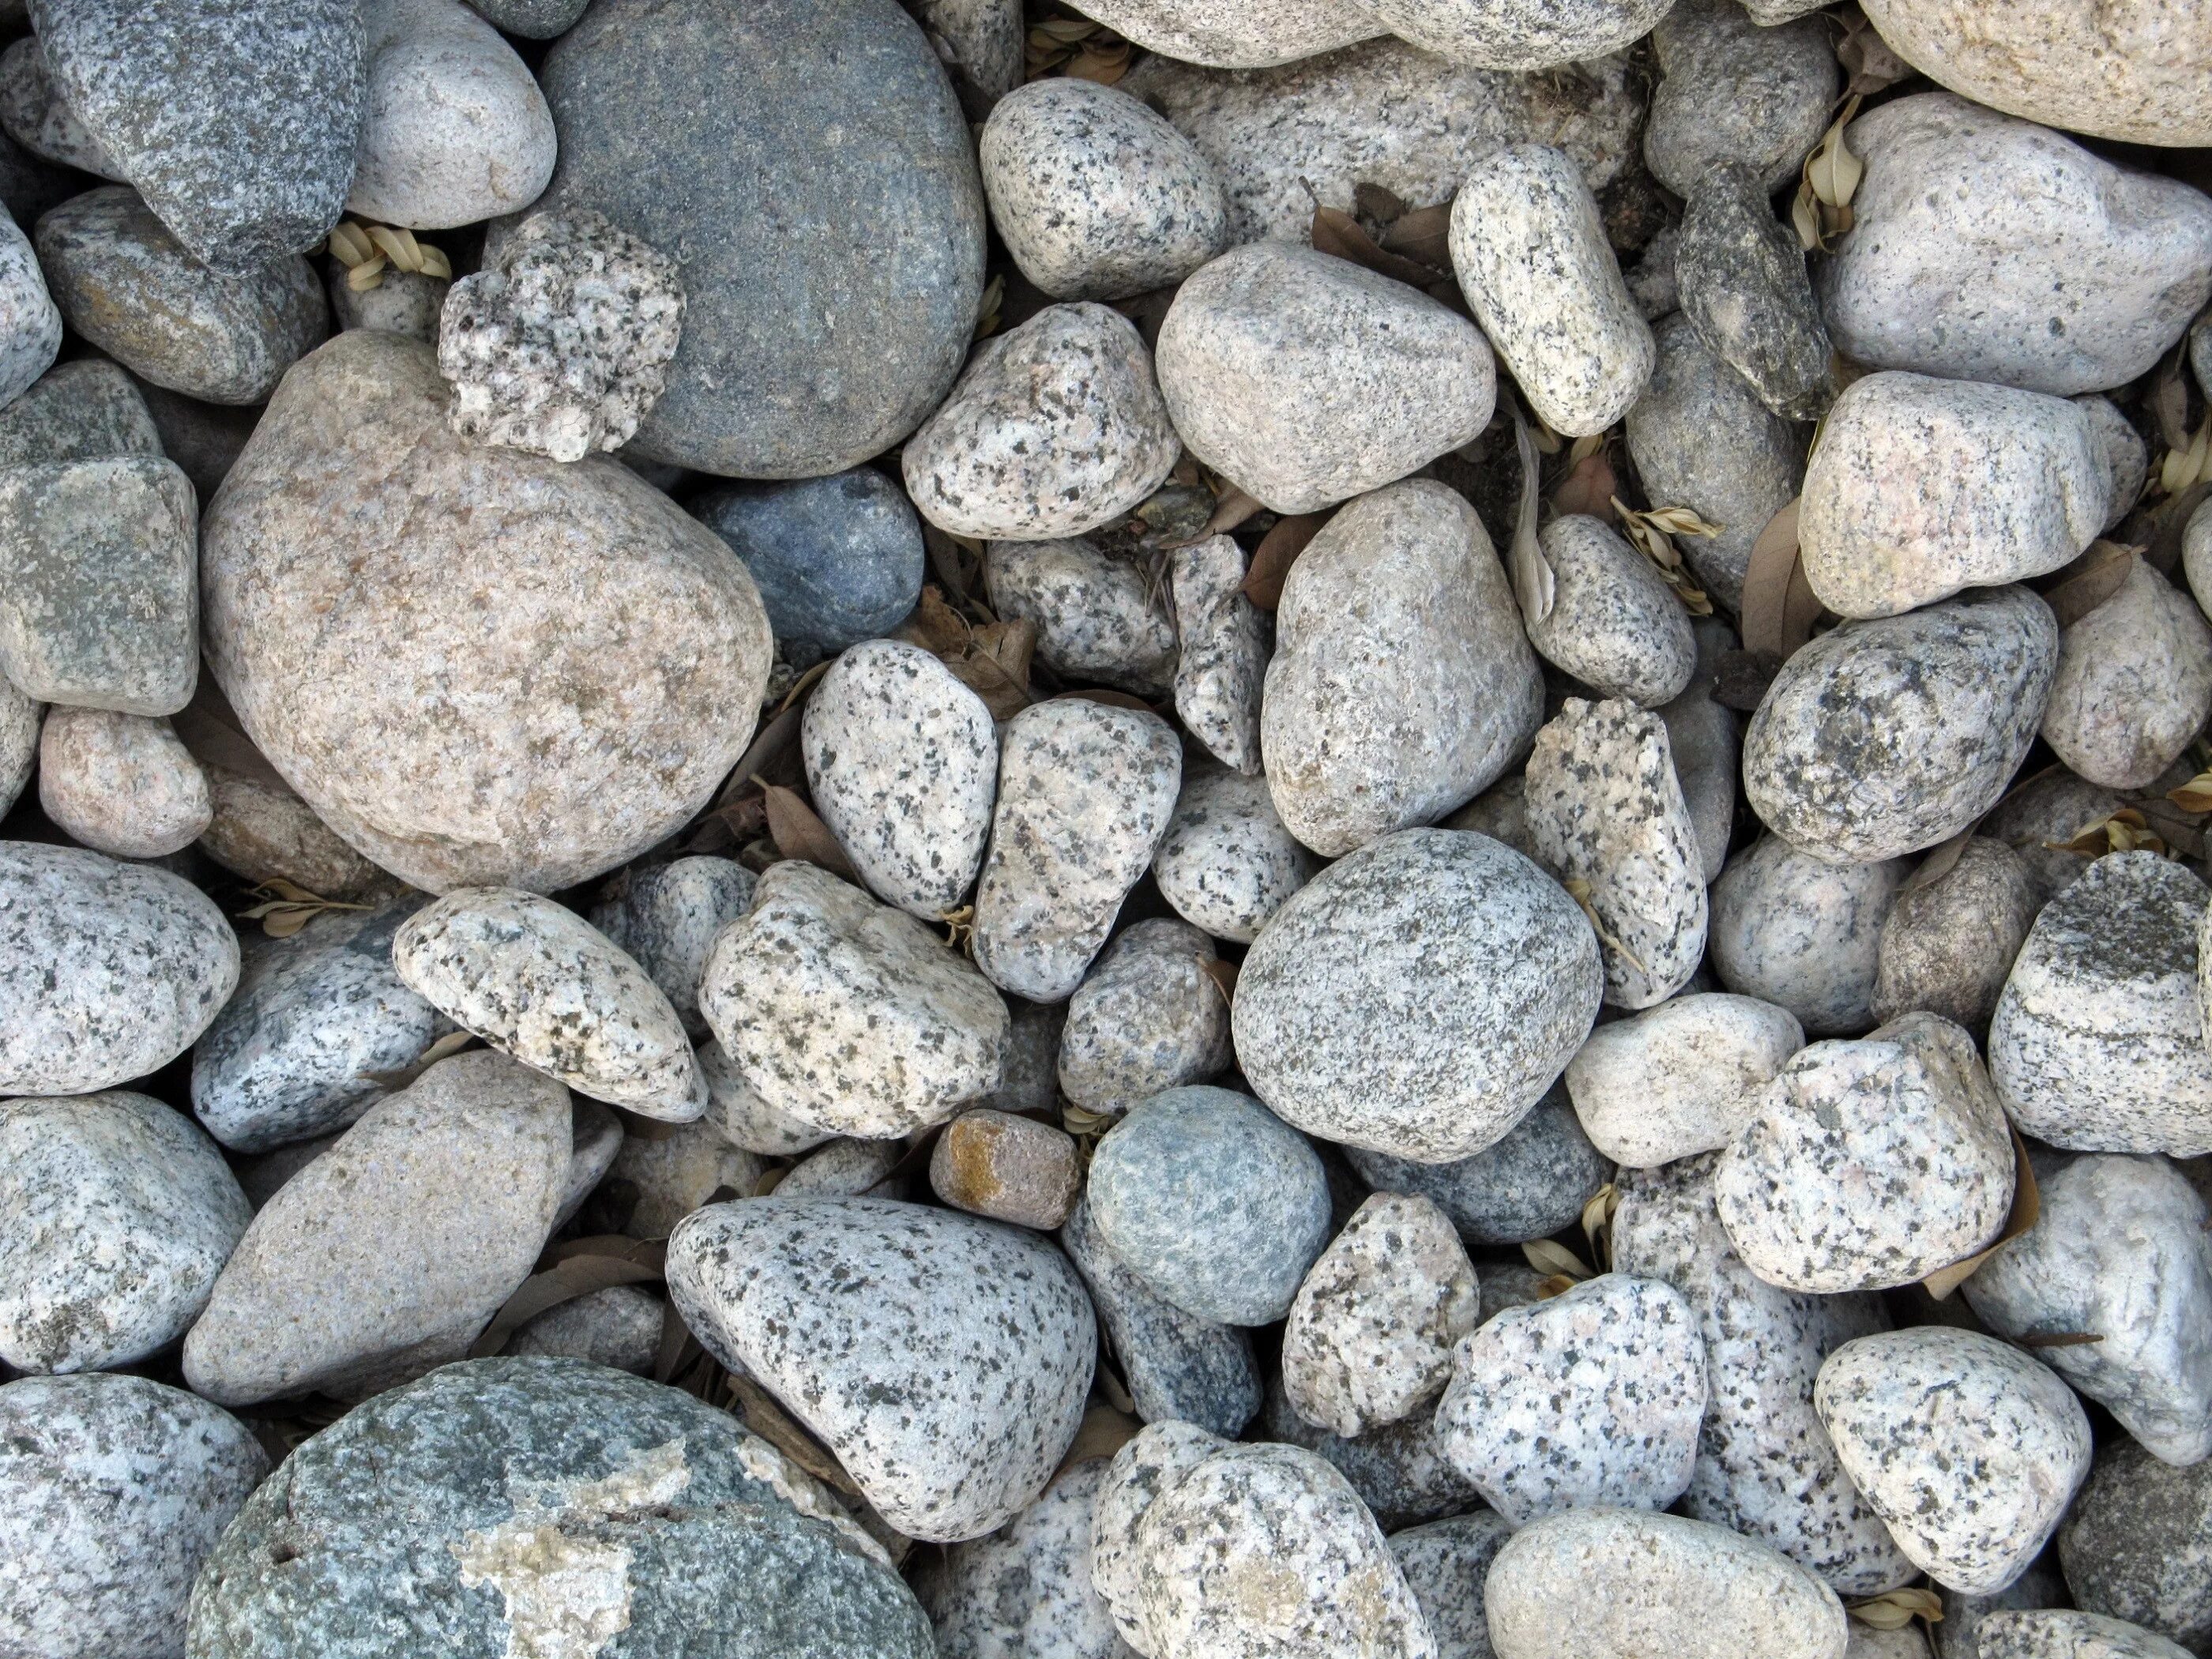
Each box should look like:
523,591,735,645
1153,762,1316,943
1171,533,1266,773
987,999,1067,1122
2058,1439,2212,1656
0,674,34,818
1644,0,1837,196
1676,161,1830,421
1059,0,1381,68
0,199,55,409
1525,514,1697,708
1567,991,1804,1168
127,374,258,499
38,707,210,859
0,355,159,466
1057,917,1232,1115
2078,396,2148,532
0,36,121,179
464,0,587,36
929,1108,1081,1230
1260,1372,1482,1531
1870,839,2041,1033
918,1458,1129,1659
1976,1612,2193,1659
1661,630,1744,877
916,0,1023,114
1935,1560,2071,1659
1710,837,1905,1036
506,1282,662,1373
1364,0,1674,69
1388,1511,1512,1659
985,537,1178,697
2041,555,2212,792
329,262,448,342
774,1136,908,1202
1346,1081,1612,1246
699,1038,835,1158
589,856,754,1038
1983,768,2123,907
601,1117,762,1238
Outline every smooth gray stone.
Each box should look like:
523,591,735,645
1870,837,2040,1033
1345,1082,1610,1247
1710,837,1904,1036
1677,160,1831,421
464,0,588,36
127,373,259,501
1977,1612,2193,1659
589,856,756,1037
1388,1511,1512,1659
1260,1372,1482,1532
2059,1437,2212,1657
0,36,122,179
506,1283,662,1374
0,358,160,468
1643,0,1836,197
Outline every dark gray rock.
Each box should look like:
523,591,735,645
506,1283,662,1373
1345,1081,1611,1247
2058,1436,2212,1657
1643,0,1836,197
0,36,122,179
128,373,259,500
0,358,160,467
1677,161,1831,422
0,126,81,228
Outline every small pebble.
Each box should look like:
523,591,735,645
986,536,1178,697
1675,161,1832,421
774,1134,908,1200
1869,838,2041,1033
1387,1511,1513,1659
1171,532,1265,773
2058,1437,2212,1656
2040,555,2212,792
1345,1080,1612,1246
327,261,446,341
1643,0,1837,196
1711,837,1905,1036
1525,514,1697,708
1057,916,1232,1117
506,1282,663,1375
589,855,756,1037
604,1116,763,1237
1151,762,1317,943
37,706,209,859
929,1107,1082,1229
1567,990,1805,1168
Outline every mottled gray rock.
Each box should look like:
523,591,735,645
2186,499,2212,617
557,1096,622,1224
0,1372,266,1659
1172,533,1265,773
0,356,159,466
2041,555,2212,792
1871,838,2041,1032
774,1135,908,1201
1644,0,1836,196
604,1116,762,1237
1260,1372,1482,1530
1662,619,1743,883
987,998,1067,1120
1157,243,1493,514
1711,837,1905,1036
928,1108,1081,1230
699,1036,833,1157
589,856,754,1037
919,1458,1130,1659
985,537,1177,697
1936,1561,2071,1659
506,1283,662,1374
667,1195,1093,1541
1676,162,1831,422
329,263,447,342
1567,991,1804,1168
916,0,1023,113
0,37,122,178
0,200,55,409
1058,918,1232,1116
1153,763,1317,943
1984,769,2124,907
1526,515,1696,708
1364,0,1674,69
128,374,258,499
464,0,587,36
38,707,209,859
1388,1512,1512,1659
2077,396,2148,533
2058,1439,2212,1656
1346,1081,1612,1246
1060,0,1380,67
0,673,34,817
1976,1612,2193,1659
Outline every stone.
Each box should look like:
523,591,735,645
603,1117,762,1237
440,209,683,465
1059,0,1382,67
1363,0,1674,68
775,1136,908,1202
1937,1560,2073,1659
2188,500,2212,615
2041,555,2212,792
0,37,122,178
988,999,1069,1120
37,707,209,859
918,1458,1128,1659
916,0,1023,114
0,1371,266,1659
1172,533,1265,773
1817,93,2212,397
351,0,555,230
1260,1373,1482,1531
1991,853,2212,1155
700,858,1008,1136
1525,696,1709,1009
1449,143,1653,437
1815,1327,2092,1595
328,262,446,341
128,374,258,498
1977,1613,2194,1659
1627,225,1680,320
929,1108,1081,1229
1870,839,2041,1033
1157,244,1493,515
1714,1011,2016,1293
1057,918,1232,1117
2078,395,2148,532
1711,837,1905,1036
979,77,1228,302
182,1052,570,1406
1675,161,1831,421
1262,481,1540,855
0,201,55,408
176,701,393,901
2058,1438,2212,1655
1152,763,1317,943
0,356,159,466
1982,768,2122,906
557,1097,623,1224
1644,0,1837,197
1660,626,1749,876
1744,587,2059,865
0,841,238,1094
971,697,1181,1002
1387,1512,1512,1659
1484,1507,1850,1659
1567,991,1805,1168
187,1356,934,1659
589,856,755,1037
985,537,1178,697
1525,514,1697,708
1345,1081,1612,1246
667,1195,1094,1542
1236,828,1602,1161
201,331,773,893
0,675,32,817
463,0,586,36
506,1283,662,1373
527,0,984,477
699,1037,834,1157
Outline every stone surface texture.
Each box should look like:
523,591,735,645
1567,991,1804,1168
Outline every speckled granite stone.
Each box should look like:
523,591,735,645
1936,1560,2071,1659
775,1136,907,1201
507,1283,662,1374
1153,763,1317,943
1567,992,1804,1168
1058,918,1232,1117
1976,1612,2193,1659
2078,397,2148,532
1059,0,1381,67
929,1108,1081,1229
1712,838,1902,1036
1388,1511,1511,1659
1662,617,1742,884
1091,1420,1225,1651
699,1036,834,1157
2041,556,2212,792
1365,0,1672,68
917,1458,1130,1659
1676,162,1831,422
2058,1438,2212,1655
464,0,587,36
604,1117,762,1238
0,356,160,466
985,537,1178,697
329,263,447,341
38,707,209,859
589,856,755,1037
0,37,122,178
1644,0,1835,196
1525,516,1697,708
1345,1081,1612,1246
1171,533,1266,773
1261,1371,1482,1530
0,200,55,408
1871,838,2040,1032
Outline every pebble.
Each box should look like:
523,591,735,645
1982,768,2123,906
1363,0,1675,68
0,198,55,407
1152,762,1317,943
463,0,587,36
1051,0,1380,68
985,536,1179,697
1345,1080,1612,1245
2078,395,2149,532
36,706,208,859
1567,991,1805,1168
1262,481,1541,855
1818,93,2212,397
0,36,121,178
1676,161,1832,421
395,886,705,1120
558,1097,623,1224
1815,1327,2093,1595
1976,1612,2194,1659
2058,1438,2212,1656
2040,555,2212,792
125,374,257,499
774,1135,908,1201
1057,917,1230,1116
604,1115,762,1236
0,675,32,816
666,1195,1094,1541
988,997,1068,1120
929,1107,1082,1229
0,1371,266,1659
1870,838,2041,1033
1936,1559,2073,1659
701,857,1007,1136
1663,630,1745,874
1711,837,1906,1036
1744,586,2060,865
916,0,1023,114
0,355,159,466
201,330,773,893
1155,243,1495,514
1990,852,2212,1155
971,697,1181,1002
1259,1371,1482,1531
979,77,1227,302
0,841,238,1094
1236,827,1602,1161
1449,142,1653,437
919,1458,1127,1659
1643,0,1837,196
182,1051,570,1406
589,855,756,1036
328,261,446,340
700,1036,835,1157
1172,533,1266,773
1525,514,1698,708
1387,1511,1512,1659
506,1282,662,1373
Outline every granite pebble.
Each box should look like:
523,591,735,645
38,706,209,859
1151,763,1316,943
1345,1081,1612,1247
1710,837,1905,1036
1567,991,1804,1168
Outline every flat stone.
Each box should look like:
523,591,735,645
929,1108,1081,1229
506,1282,662,1373
985,537,1178,697
1977,1612,2194,1659
1152,763,1317,943
38,707,209,859
1260,1371,1482,1530
1870,838,2041,1033
1711,837,1905,1036
1644,0,1837,196
1345,1079,1612,1246
2041,555,2212,792
699,1036,833,1157
1057,918,1232,1117
919,1458,1129,1659
1362,0,1673,69
1061,0,1381,66
1172,533,1265,773
1525,514,1697,708
2058,1438,2212,1656
0,356,159,466
1676,161,1831,421
774,1136,908,1201
589,855,755,1037
0,36,122,178
1981,768,2122,907
1387,1511,1513,1659
603,1116,762,1237
1567,991,1804,1168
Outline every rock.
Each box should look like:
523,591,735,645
1664,627,1752,872
351,0,555,230
127,374,258,498
971,697,1181,1002
1676,161,1831,421
1484,1507,1850,1659
0,1371,266,1659
187,1356,934,1659
527,0,984,477
589,856,755,1037
556,1097,623,1224
700,1036,833,1157
775,1136,908,1201
1525,696,1709,1008
1387,1512,1513,1659
1815,1327,2092,1595
0,675,33,816
1172,533,1266,773
1280,1192,1478,1439
0,37,122,179
1057,918,1232,1117
1567,991,1805,1168
1991,853,2212,1155
1976,1612,2194,1659
979,77,1227,301
0,201,55,408
1059,0,1382,67
0,356,159,466
988,998,1068,1120
1449,142,1653,437
919,1458,1128,1659
693,468,924,667
2040,555,2212,792
1983,769,2123,907
1627,225,1680,319
1525,514,1697,708
667,1195,1094,1541
1870,839,2041,1032
328,262,446,341
38,707,209,859
0,841,238,1093
916,0,1023,114
36,187,325,404
1152,763,1317,943
929,1108,1082,1229
2078,396,2148,532
700,858,1008,1136
201,331,773,894
1236,827,1602,1161
1711,837,1905,1036
603,1116,762,1237
186,736,394,904
1817,93,2212,397
1262,481,1540,855
464,0,586,36
2188,500,2212,614
1259,1371,1482,1530
1345,1081,1612,1245
1744,587,2059,865
1936,1560,2073,1659
183,1052,570,1405
1714,1011,2016,1293
1644,0,1837,196
1362,0,1674,69
2058,1438,2212,1656
1156,243,1495,514
1624,310,1803,610
506,1282,662,1373
985,536,1178,697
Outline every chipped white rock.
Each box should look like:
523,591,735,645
1057,918,1232,1117
1525,515,1696,708
1815,1328,2092,1596
986,537,1179,698
1155,243,1495,514
36,706,210,860
1263,480,1541,856
604,1116,763,1238
2040,555,2212,792
1152,763,1317,944
1059,0,1382,68
917,1458,1130,1659
1567,991,1804,1168
1869,837,2041,1033
1387,1512,1512,1659
1449,143,1653,438
588,855,755,1037
699,1036,834,1157
1643,0,1837,197
802,640,997,920
1171,533,1265,773
1710,837,1904,1036
1362,0,1675,70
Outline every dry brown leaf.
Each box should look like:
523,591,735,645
1059,1403,1142,1476
1506,397,1556,627
357,1028,476,1091
1063,39,1130,82
1550,446,1618,521
1847,1589,1944,1631
1378,202,1453,269
1199,957,1238,1006
1062,1102,1117,1137
759,782,860,882
2016,1330,2106,1349
2044,540,2139,628
1198,484,1263,539
1522,1237,1595,1282
2045,807,2168,860
327,218,450,290
1740,498,1825,660
1835,4,1913,96
1310,202,1448,288
1581,1182,1619,1272
237,878,372,939
1612,498,1717,615
1898,827,1977,897
1243,512,1328,609
2151,337,2195,453
2170,771,2212,814
1923,1120,2040,1300
1793,94,1865,251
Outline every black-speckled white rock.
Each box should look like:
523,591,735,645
1362,0,1673,69
1238,828,1601,1161
986,536,1178,698
1262,481,1540,856
1816,1328,2092,1595
1389,1512,1511,1659
1155,244,1495,514
2040,556,2212,792
1870,839,2040,1032
1449,143,1653,436
775,1135,908,1202
1715,1012,2014,1293
979,77,1226,303
1261,1371,1482,1531
1991,854,2212,1155
1153,763,1316,943
1568,991,1804,1168
1676,162,1831,422
0,356,160,467
1345,1081,1611,1246
1744,587,2059,865
506,1282,662,1373
1085,1420,1222,1653
604,1116,763,1238
972,697,1181,1003
1817,93,2212,397
37,707,209,859
1057,919,1232,1117
699,1036,833,1157
1977,1612,2193,1659
1526,515,1696,708
701,858,1007,1136
1711,837,1905,1036
1665,622,1740,885
1643,0,1836,197
2057,1439,2212,1655
0,37,121,179
1059,0,1380,68
667,1195,1093,1542
1936,1559,2071,1659
1484,1507,1850,1659
395,887,705,1120
0,840,237,1093
0,1371,265,1659
183,1051,570,1406
1526,696,1708,1009
1172,533,1265,773
589,856,755,1038
1800,373,2108,619
918,1457,1129,1659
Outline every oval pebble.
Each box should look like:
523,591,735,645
2040,555,2212,792
1869,837,2041,1033
927,1107,1082,1231
1345,1080,1612,1247
1057,917,1232,1116
1567,991,1805,1168
985,536,1179,697
1711,837,1904,1036
1525,514,1697,707
588,855,756,1037
1152,762,1317,943
37,705,210,860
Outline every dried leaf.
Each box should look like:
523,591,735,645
1506,397,1556,627
2044,540,2138,627
1793,94,1865,251
1352,182,1411,224
2045,807,2169,860
417,244,452,280
1199,957,1238,1006
1533,1273,1581,1300
1898,827,1976,897
1612,498,1716,615
1923,1120,2041,1300
236,878,372,939
1198,484,1262,539
1549,447,1618,521
2170,771,2212,814
972,273,1005,340
1835,4,1913,96
1563,875,1647,976
2016,1330,2106,1349
1848,1589,1944,1631
1063,40,1130,83
1581,1183,1619,1272
1310,202,1447,288
1243,512,1328,609
469,1236,668,1358
1062,1102,1117,1137
1740,498,1825,660
759,782,860,882
1522,1237,1595,1282
1377,202,1453,269
327,221,374,265
346,254,389,291
905,585,973,656
775,658,834,717
357,1028,476,1090
950,616,1040,721
2159,417,2212,495
1096,1359,1138,1416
